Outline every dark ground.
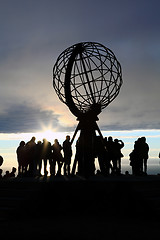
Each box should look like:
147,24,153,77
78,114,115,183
0,174,160,239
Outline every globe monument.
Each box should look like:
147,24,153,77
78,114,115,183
53,42,122,177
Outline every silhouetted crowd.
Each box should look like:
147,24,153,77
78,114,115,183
0,156,17,179
15,135,127,177
0,135,151,178
16,136,72,177
93,136,124,176
0,167,17,179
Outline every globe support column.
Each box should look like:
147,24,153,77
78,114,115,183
78,120,96,177
71,118,104,177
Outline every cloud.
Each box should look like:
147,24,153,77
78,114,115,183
99,103,160,131
0,0,160,133
0,104,61,133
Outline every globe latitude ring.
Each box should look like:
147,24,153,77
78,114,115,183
53,42,122,120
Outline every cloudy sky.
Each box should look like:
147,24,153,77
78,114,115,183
1,0,160,174
0,0,160,134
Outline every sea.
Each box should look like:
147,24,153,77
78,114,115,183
121,160,160,175
1,158,160,176
97,158,160,175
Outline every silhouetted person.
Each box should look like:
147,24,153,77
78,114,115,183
63,135,72,175
41,138,52,176
96,169,101,175
95,136,106,175
129,137,148,176
129,139,141,175
26,136,36,176
141,137,149,174
72,137,82,175
106,136,115,174
3,170,10,178
129,149,136,175
35,141,42,176
0,155,3,166
114,139,124,174
10,167,16,177
52,139,63,176
50,147,56,176
103,137,112,175
16,141,26,175
0,169,3,178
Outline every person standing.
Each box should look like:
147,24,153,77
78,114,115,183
16,141,26,176
52,139,63,176
63,135,72,175
141,137,149,174
106,136,115,174
26,136,36,176
9,167,17,177
35,141,42,176
114,139,124,174
129,137,149,176
95,136,106,175
41,138,52,176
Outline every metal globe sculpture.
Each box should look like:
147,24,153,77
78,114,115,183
53,42,122,120
53,42,123,177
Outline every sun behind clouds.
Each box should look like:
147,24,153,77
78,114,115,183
34,129,66,143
